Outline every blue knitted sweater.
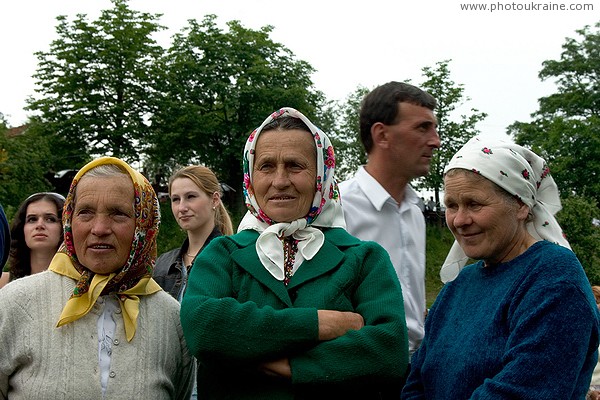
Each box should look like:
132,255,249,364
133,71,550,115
402,241,599,399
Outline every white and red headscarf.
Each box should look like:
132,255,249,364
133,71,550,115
440,136,570,283
237,107,346,281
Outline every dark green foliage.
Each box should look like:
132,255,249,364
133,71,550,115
508,22,600,283
147,15,325,200
156,199,187,256
326,86,369,181
0,122,59,213
556,195,600,284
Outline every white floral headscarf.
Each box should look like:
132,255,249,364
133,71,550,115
440,136,571,283
237,107,346,280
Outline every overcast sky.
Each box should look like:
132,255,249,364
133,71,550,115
2,0,598,142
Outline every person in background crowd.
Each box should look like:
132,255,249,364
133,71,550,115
0,192,65,289
0,204,10,272
588,286,600,400
154,165,234,400
180,107,408,399
425,196,437,212
339,81,440,359
154,165,234,302
416,197,426,213
0,157,194,399
402,136,599,399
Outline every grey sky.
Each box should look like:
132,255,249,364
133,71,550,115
2,0,598,143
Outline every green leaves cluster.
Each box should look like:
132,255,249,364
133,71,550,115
325,86,369,181
0,120,57,213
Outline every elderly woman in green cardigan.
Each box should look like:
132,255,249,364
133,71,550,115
180,107,408,399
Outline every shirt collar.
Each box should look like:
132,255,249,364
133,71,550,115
355,166,419,210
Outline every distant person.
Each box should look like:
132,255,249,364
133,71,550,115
180,107,408,399
0,157,194,399
154,165,234,301
0,192,65,289
402,137,599,399
588,286,600,399
426,196,436,212
0,204,10,271
417,197,426,213
339,81,440,358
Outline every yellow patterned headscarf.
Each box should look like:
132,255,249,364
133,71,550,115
49,156,161,341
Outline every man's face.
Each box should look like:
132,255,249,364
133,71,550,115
382,102,440,180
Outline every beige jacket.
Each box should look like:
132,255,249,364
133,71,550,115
0,271,193,400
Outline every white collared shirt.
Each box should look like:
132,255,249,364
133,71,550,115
97,295,120,398
339,166,426,355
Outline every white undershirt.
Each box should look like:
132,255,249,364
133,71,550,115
97,295,120,397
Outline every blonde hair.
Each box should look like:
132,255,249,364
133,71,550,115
592,286,600,305
168,166,234,235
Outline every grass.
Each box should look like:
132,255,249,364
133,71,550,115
425,223,456,307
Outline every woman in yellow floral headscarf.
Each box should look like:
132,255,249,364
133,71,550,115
0,157,194,400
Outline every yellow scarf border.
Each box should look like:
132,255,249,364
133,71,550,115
49,250,161,341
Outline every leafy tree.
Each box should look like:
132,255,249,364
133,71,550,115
26,0,165,162
418,60,488,204
147,15,325,210
327,86,369,181
508,22,600,205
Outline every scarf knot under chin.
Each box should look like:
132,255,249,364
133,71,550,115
255,220,325,281
50,246,161,342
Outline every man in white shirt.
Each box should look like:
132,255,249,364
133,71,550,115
339,82,440,359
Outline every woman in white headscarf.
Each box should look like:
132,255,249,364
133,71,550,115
402,137,599,399
180,107,408,399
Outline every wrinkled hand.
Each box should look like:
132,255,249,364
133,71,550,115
259,358,291,379
588,390,600,400
317,309,364,341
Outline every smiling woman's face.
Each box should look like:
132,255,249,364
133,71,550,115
71,174,136,274
444,170,529,265
252,129,317,223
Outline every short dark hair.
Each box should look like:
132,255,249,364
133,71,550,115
359,82,436,153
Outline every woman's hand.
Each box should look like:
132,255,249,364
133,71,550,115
588,389,600,400
317,310,364,341
257,311,363,379
260,358,292,379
